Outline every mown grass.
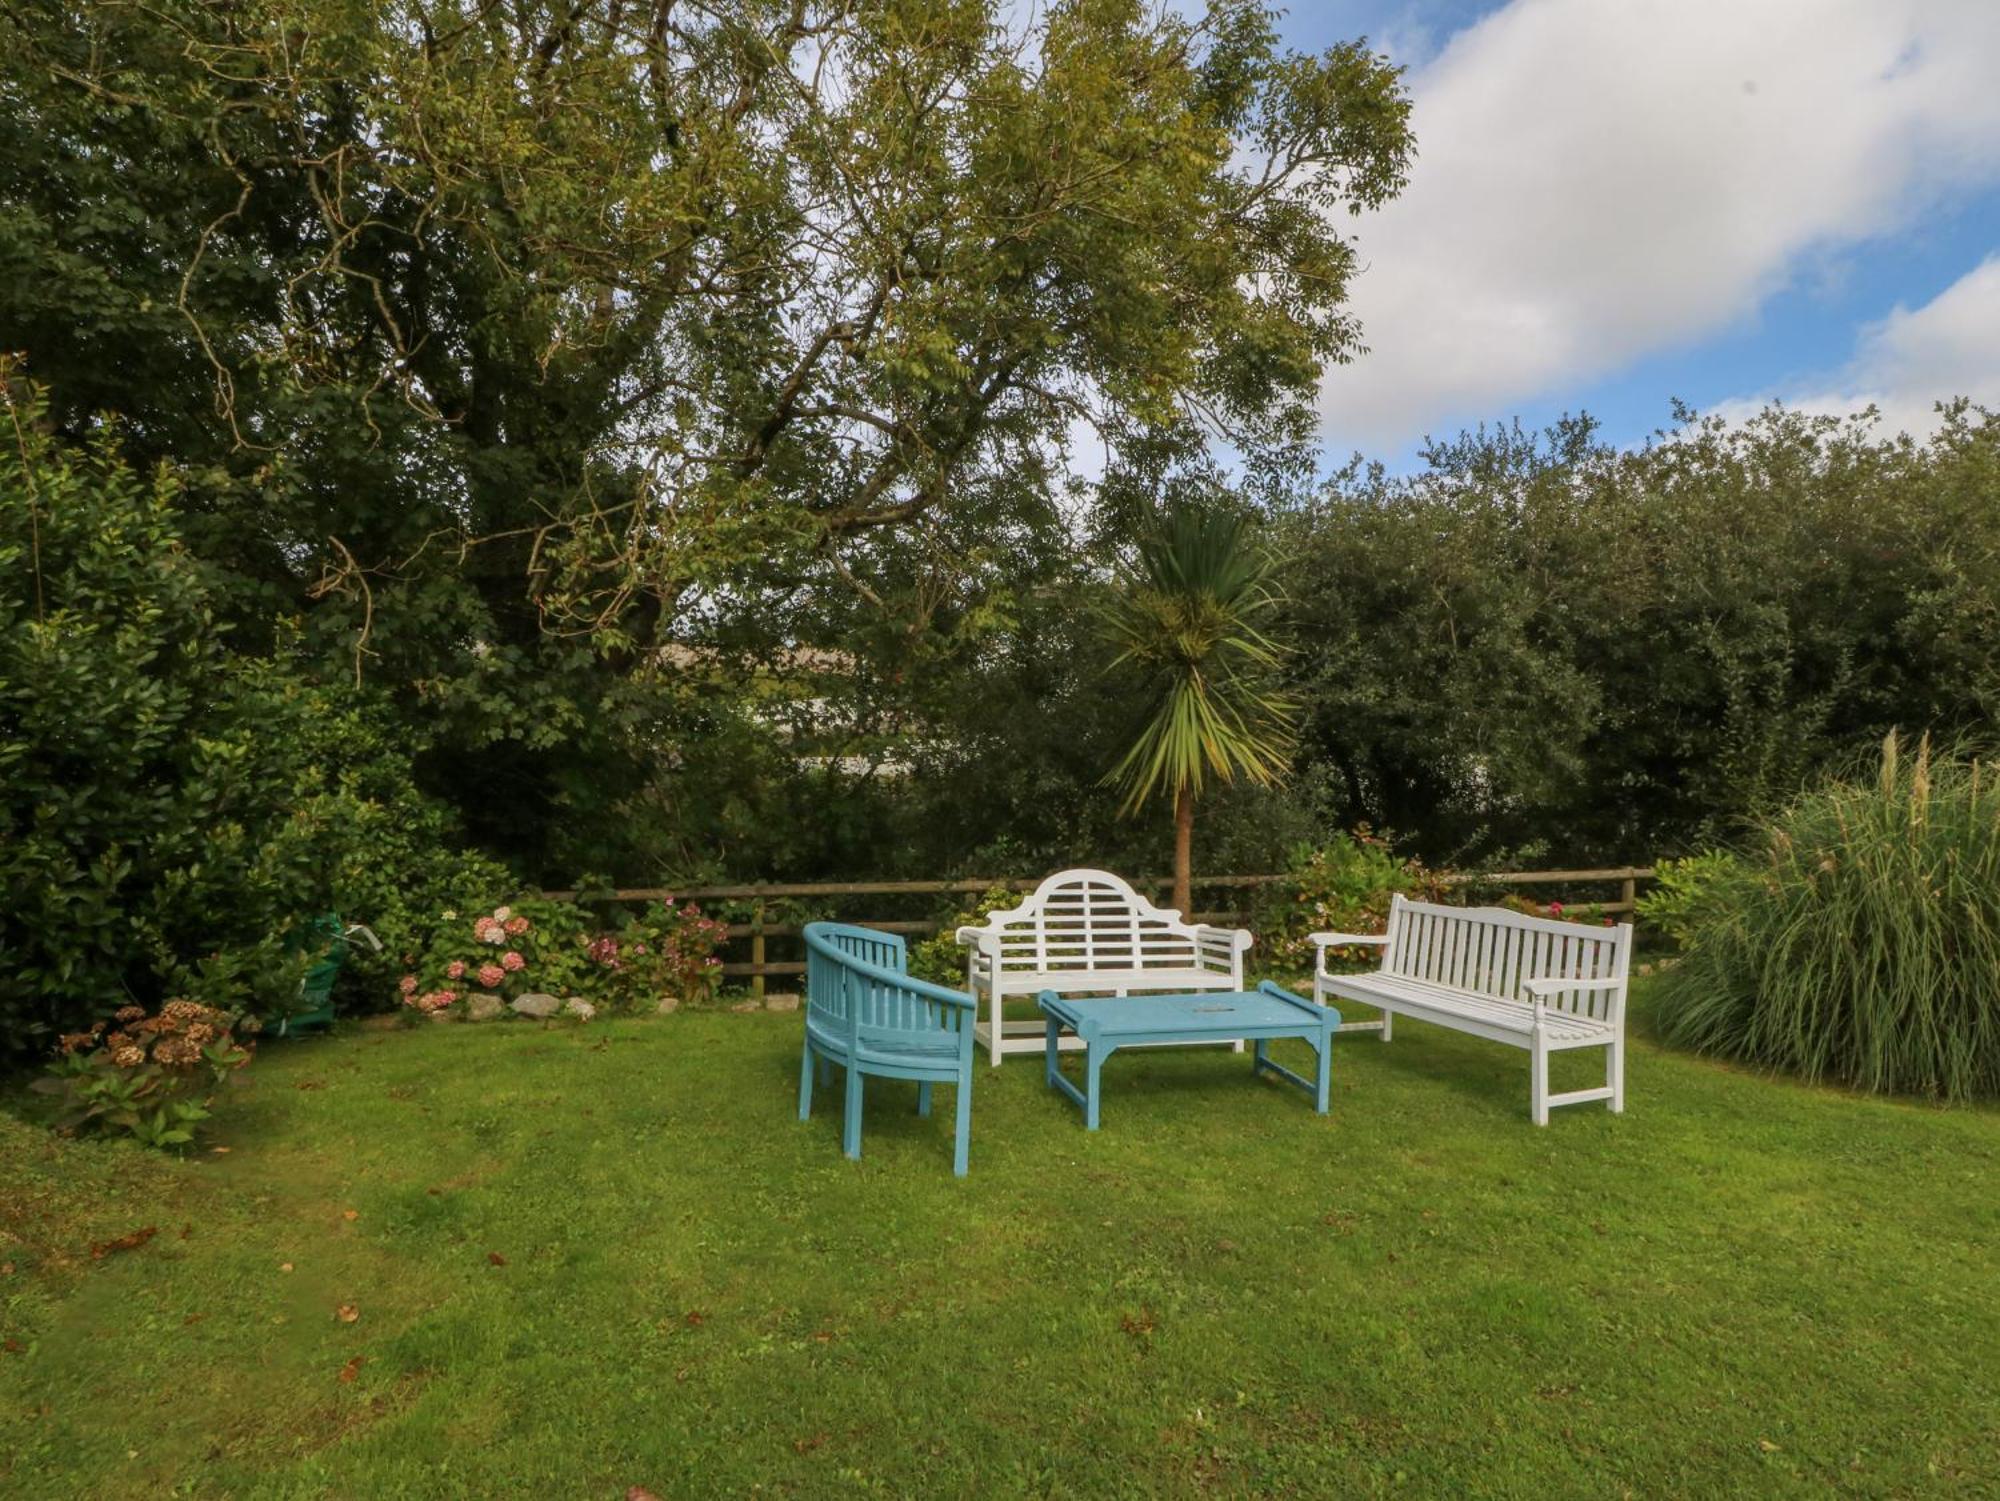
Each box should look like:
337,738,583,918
3,985,1997,1498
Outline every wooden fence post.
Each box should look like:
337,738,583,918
750,899,766,1002
1621,872,1637,915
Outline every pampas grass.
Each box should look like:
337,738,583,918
1657,733,2000,1102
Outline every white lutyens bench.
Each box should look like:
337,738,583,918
1312,896,1632,1125
956,869,1252,1065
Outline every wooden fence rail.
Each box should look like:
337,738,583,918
546,866,1654,998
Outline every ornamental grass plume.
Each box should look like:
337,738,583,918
1657,733,2000,1102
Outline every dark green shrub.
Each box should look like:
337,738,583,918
0,377,490,1054
1249,833,1445,972
1656,735,2000,1101
1637,851,1748,949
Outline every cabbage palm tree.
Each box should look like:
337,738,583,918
1100,500,1296,916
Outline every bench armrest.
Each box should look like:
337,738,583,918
954,924,1000,951
1522,977,1623,997
1308,932,1389,948
1192,923,1253,952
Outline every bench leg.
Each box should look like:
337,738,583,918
1315,1027,1333,1114
1381,1008,1393,1043
1531,1035,1549,1127
1609,1033,1625,1114
1084,1044,1106,1131
817,1054,832,1088
843,1066,864,1160
989,984,1004,1068
952,1076,971,1177
917,1081,932,1118
798,1041,815,1121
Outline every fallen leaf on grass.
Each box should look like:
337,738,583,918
279,1262,294,1273
1119,1308,1157,1338
486,1251,507,1266
1759,1439,1781,1453
683,1311,705,1327
338,1356,366,1384
210,1146,230,1155
90,1227,157,1260
0,1261,14,1276
792,1432,828,1455
626,1488,663,1501
811,1328,836,1344
3,1338,23,1355
295,1079,325,1091
335,1304,359,1324
342,1209,359,1222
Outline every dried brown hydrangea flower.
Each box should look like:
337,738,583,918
112,1046,145,1068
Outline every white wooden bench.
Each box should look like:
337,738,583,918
955,869,1252,1066
1312,896,1632,1125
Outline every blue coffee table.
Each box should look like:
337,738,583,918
1037,983,1342,1129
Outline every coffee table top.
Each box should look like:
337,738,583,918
1036,985,1325,1039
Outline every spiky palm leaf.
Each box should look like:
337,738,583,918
1100,502,1297,816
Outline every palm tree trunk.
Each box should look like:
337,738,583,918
1172,781,1194,916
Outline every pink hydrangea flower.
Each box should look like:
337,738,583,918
400,974,418,995
477,963,505,989
504,915,530,935
446,960,466,980
501,950,525,972
492,906,512,922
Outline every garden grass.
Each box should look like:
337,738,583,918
3,984,1997,1498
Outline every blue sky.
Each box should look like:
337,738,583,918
1279,1,2000,467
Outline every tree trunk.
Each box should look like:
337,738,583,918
1172,781,1194,916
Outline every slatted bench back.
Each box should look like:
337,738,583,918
1384,898,1630,1022
981,869,1207,977
805,922,958,1038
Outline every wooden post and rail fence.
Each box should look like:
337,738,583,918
549,866,1654,1001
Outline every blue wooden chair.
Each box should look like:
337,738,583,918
800,922,977,1176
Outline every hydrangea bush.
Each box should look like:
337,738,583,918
399,897,727,1018
34,1002,256,1148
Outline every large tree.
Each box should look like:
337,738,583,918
0,0,1412,878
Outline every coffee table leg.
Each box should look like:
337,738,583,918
1314,1026,1332,1114
1044,1015,1060,1090
1085,1042,1104,1130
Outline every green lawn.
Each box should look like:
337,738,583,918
4,986,1997,1498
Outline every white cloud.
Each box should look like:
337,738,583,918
1319,0,2000,450
1707,254,2000,436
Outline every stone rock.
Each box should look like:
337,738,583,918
466,993,506,1022
655,996,681,1017
510,992,561,1019
562,997,597,1021
763,992,800,1013
728,998,762,1014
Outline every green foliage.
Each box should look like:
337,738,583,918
1280,407,2000,867
0,0,1413,885
1249,834,1443,971
0,373,510,1055
1100,497,1297,813
30,1001,254,1148
1656,735,2000,1102
907,886,1020,986
1637,851,1748,949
